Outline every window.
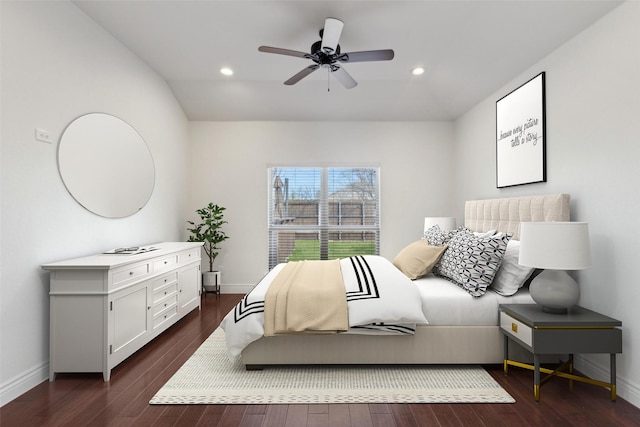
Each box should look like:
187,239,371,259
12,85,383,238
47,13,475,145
268,166,380,269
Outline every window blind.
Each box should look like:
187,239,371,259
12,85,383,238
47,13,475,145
268,166,380,269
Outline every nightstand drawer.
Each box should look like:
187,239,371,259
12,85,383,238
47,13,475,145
500,311,532,347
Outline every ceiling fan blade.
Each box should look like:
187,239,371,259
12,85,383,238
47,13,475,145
332,66,357,89
320,18,344,53
339,49,395,63
259,46,309,59
284,65,319,85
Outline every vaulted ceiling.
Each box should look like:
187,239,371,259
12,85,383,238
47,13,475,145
73,1,622,121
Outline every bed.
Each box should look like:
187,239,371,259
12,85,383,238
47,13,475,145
222,193,571,368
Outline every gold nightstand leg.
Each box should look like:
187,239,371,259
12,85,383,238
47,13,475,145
611,384,617,401
534,354,541,402
503,359,509,375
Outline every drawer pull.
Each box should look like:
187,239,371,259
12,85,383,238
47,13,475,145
164,261,168,264
512,323,518,333
164,303,167,307
129,271,134,276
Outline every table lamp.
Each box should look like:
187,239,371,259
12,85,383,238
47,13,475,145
519,222,592,314
423,217,457,233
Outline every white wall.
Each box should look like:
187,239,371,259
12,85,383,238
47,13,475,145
0,1,189,405
453,1,640,407
189,121,454,290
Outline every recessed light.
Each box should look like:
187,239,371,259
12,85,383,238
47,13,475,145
411,67,425,76
220,67,234,76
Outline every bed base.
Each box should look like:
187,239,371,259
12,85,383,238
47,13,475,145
242,325,533,368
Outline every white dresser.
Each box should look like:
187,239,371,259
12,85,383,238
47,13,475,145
42,242,203,381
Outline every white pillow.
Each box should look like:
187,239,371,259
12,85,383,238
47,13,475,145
490,240,535,296
474,229,496,238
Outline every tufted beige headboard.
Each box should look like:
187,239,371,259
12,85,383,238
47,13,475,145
464,193,570,240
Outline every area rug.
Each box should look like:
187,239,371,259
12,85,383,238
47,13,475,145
150,328,514,404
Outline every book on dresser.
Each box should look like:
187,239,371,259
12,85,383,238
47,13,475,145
42,242,203,381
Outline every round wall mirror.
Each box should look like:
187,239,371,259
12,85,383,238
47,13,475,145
58,113,155,218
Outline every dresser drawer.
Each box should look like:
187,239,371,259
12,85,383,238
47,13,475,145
180,248,200,264
152,293,178,316
112,262,150,288
153,305,179,330
150,272,178,292
153,254,179,273
153,282,178,304
500,311,532,347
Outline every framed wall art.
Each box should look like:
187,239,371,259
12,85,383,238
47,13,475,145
496,72,546,188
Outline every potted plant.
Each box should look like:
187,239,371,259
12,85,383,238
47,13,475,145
187,203,229,293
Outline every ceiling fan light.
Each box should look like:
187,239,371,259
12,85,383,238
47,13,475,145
411,67,425,76
220,67,234,76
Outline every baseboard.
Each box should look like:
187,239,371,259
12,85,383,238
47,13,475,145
220,283,254,294
0,361,48,407
575,355,640,409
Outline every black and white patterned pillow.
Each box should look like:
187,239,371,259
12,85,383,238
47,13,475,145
423,225,472,275
423,225,469,246
436,230,512,297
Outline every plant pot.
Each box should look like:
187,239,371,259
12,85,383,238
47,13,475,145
202,271,220,294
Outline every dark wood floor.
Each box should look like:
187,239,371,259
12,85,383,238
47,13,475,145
2,294,639,426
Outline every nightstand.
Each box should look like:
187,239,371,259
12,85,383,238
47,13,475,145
499,304,622,402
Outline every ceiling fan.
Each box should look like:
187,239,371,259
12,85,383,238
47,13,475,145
258,18,394,90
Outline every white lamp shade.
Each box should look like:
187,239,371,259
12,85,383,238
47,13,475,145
424,217,457,233
519,222,592,270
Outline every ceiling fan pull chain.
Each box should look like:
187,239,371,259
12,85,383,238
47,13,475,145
327,68,330,92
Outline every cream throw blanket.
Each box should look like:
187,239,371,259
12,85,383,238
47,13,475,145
263,259,349,336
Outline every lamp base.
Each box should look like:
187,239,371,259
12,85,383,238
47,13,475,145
529,269,579,315
540,306,570,315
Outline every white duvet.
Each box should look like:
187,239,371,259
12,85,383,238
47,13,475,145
221,255,428,361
